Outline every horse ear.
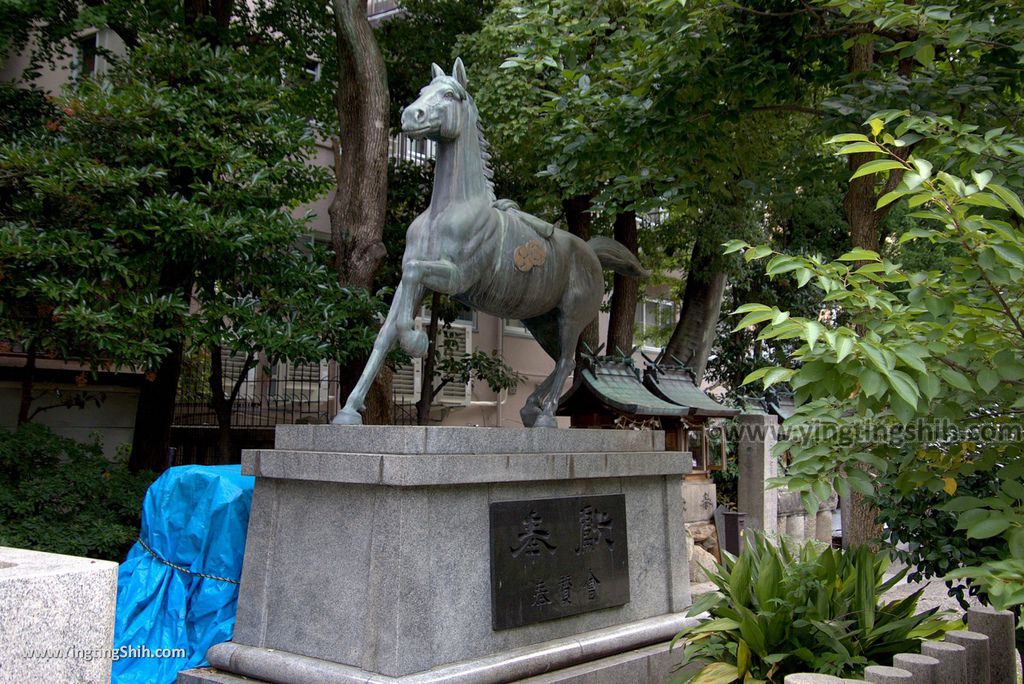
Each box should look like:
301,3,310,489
431,62,444,80
452,57,467,87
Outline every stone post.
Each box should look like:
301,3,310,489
786,513,806,540
946,630,991,684
737,413,778,535
968,606,1019,684
815,509,833,543
893,653,939,684
864,665,914,682
922,641,968,684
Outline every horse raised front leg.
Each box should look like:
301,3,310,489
394,258,467,357
333,284,412,425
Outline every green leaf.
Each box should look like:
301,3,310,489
837,142,883,154
977,368,999,393
914,43,935,67
690,662,740,684
918,372,940,401
939,367,974,393
860,369,884,397
971,170,993,190
888,369,921,408
847,468,874,496
989,184,1024,218
876,190,907,209
795,267,813,288
912,158,934,179
837,249,881,262
745,245,773,262
733,303,772,315
834,334,854,362
734,310,776,331
894,346,928,373
962,193,1008,210
850,159,906,180
763,367,796,390
741,367,771,386
827,133,870,144
966,517,1011,540
1010,528,1024,558
723,240,749,255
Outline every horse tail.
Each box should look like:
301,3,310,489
588,236,649,278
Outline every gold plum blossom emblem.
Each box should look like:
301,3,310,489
513,239,547,272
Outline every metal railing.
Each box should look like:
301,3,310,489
367,0,400,18
173,352,336,428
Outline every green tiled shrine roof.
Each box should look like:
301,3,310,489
643,366,739,418
556,361,686,418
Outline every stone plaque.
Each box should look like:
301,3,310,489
489,494,629,630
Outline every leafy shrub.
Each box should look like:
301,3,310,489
876,471,1004,609
0,424,154,561
674,532,957,683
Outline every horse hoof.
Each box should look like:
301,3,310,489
332,408,363,425
532,414,558,428
400,329,429,358
520,404,540,427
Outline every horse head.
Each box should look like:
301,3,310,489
402,58,472,142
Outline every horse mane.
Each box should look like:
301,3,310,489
467,93,497,205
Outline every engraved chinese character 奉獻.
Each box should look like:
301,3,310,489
510,510,557,558
575,505,614,554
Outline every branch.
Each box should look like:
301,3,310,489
725,0,832,17
430,378,450,401
227,351,257,405
751,105,832,118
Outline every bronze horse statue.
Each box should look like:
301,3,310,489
334,58,647,428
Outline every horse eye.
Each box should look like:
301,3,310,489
443,91,456,100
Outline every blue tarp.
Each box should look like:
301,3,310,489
112,465,254,684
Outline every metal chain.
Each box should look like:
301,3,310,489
136,536,240,585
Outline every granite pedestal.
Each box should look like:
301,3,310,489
179,426,693,684
0,546,118,684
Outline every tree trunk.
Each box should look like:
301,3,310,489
606,210,639,357
416,292,442,425
329,0,390,288
839,39,910,548
840,474,882,550
562,194,598,428
16,342,37,426
329,0,392,423
562,194,599,360
129,338,184,472
664,237,727,382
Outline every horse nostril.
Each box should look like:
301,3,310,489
406,107,425,123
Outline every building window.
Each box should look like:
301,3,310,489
636,298,677,349
78,33,98,76
303,59,321,83
503,319,531,337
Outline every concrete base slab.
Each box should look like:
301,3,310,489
179,613,700,684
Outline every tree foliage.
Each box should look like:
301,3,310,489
0,35,382,462
734,107,1024,609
